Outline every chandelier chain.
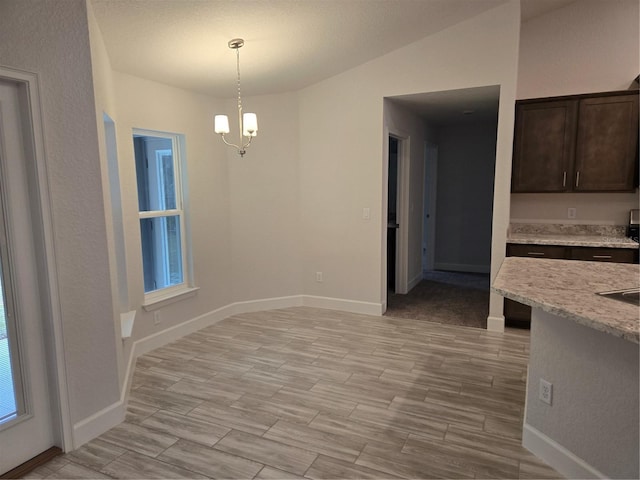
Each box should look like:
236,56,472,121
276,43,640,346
236,46,242,111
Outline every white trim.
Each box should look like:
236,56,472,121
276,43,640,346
486,314,505,332
390,131,411,295
433,262,491,274
120,310,136,339
407,272,422,292
523,423,606,480
302,295,383,316
0,66,72,451
133,302,239,359
142,286,199,311
381,129,390,307
422,143,438,272
72,400,126,450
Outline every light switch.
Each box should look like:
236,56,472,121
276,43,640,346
363,207,370,220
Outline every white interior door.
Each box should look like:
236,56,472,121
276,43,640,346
0,79,56,474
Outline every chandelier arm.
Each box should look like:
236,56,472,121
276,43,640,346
242,135,253,151
220,133,242,152
238,106,244,148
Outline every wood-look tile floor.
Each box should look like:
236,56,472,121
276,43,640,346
26,307,561,479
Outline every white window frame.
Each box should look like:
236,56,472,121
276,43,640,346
133,129,197,310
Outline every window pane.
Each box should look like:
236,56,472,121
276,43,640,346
133,135,177,212
0,264,18,424
140,216,183,293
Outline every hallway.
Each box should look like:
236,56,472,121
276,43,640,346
386,271,490,329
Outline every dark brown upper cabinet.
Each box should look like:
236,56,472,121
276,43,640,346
512,91,639,193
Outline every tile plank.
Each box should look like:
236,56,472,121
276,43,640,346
214,430,317,476
264,419,366,463
100,451,207,479
158,438,263,478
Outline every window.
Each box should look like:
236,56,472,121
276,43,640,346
133,130,191,303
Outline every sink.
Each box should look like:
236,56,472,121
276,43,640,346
596,288,640,306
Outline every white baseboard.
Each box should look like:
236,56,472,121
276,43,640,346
302,295,383,316
72,398,126,449
407,273,422,292
434,262,491,274
133,295,304,358
486,315,505,332
523,423,606,479
71,294,382,449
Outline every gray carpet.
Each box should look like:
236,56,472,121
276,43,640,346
385,271,490,329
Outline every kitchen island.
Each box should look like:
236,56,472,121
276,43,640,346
493,257,639,479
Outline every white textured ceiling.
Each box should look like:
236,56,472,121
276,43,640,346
91,0,576,98
389,85,500,127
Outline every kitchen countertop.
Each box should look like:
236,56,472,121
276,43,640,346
507,232,638,248
493,257,640,343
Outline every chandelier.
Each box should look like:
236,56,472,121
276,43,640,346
214,38,257,157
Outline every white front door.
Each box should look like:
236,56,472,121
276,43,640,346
0,79,56,474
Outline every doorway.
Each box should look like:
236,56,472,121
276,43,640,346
385,133,410,302
0,76,60,474
387,137,399,292
383,86,499,328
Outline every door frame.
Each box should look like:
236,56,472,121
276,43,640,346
0,66,71,451
422,142,438,274
382,128,410,307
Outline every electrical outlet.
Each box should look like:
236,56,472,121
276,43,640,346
153,311,161,325
568,207,577,219
316,271,323,282
539,378,553,405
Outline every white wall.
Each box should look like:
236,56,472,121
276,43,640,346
518,0,639,99
525,309,639,479
0,0,121,425
298,1,520,327
513,0,640,225
511,192,639,226
109,73,304,336
435,121,497,273
86,0,128,391
227,93,302,303
112,72,234,341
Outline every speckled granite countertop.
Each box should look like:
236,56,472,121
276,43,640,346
493,257,640,343
507,233,638,248
508,223,638,249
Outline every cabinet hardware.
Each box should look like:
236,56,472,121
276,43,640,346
527,252,546,256
575,171,580,187
562,171,566,187
592,255,612,259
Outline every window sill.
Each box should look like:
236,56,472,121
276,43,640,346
142,286,199,312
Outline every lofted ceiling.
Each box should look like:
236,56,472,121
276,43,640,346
91,0,576,99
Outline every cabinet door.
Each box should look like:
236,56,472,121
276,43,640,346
507,244,567,259
574,94,639,191
512,100,578,192
568,247,637,263
504,244,567,326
